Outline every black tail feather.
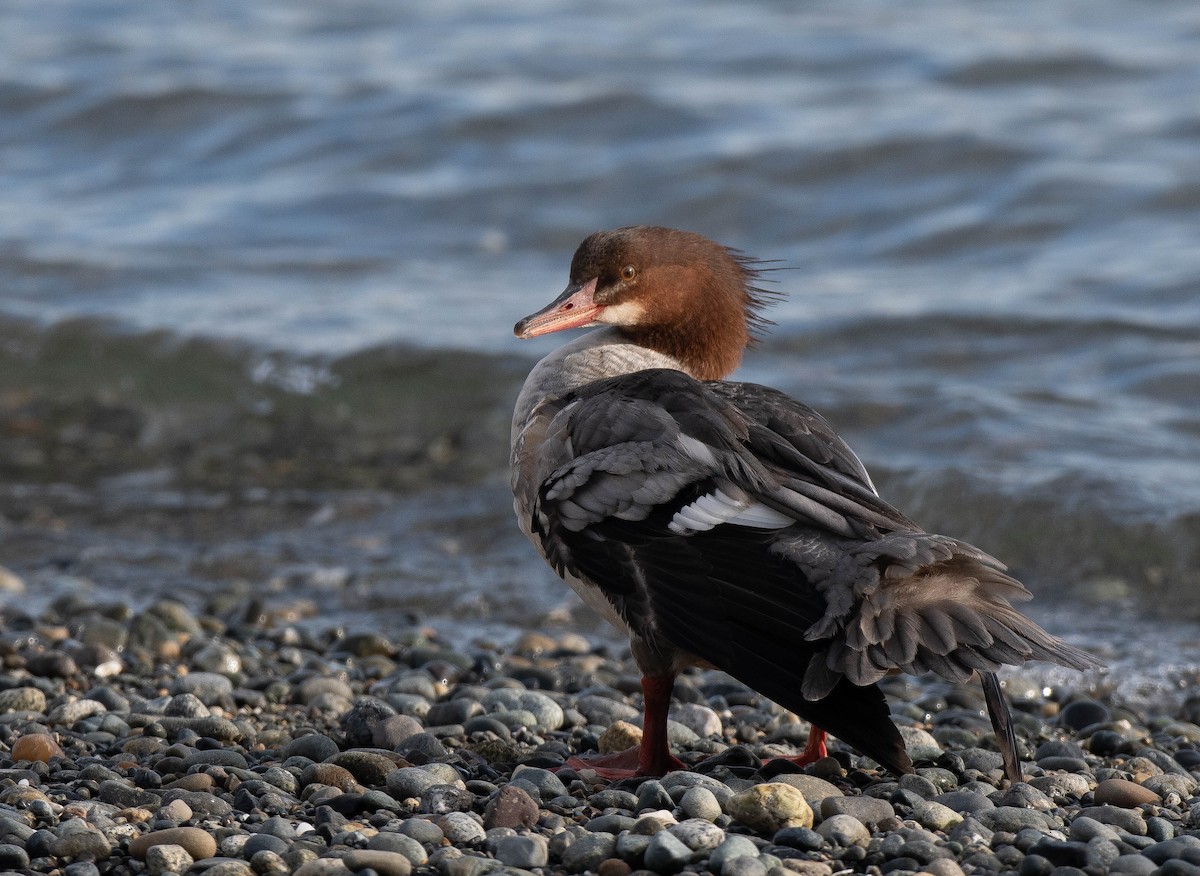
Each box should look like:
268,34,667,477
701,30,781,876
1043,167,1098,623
981,670,1022,783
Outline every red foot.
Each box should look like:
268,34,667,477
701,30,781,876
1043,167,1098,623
564,747,688,780
765,726,828,769
561,673,687,780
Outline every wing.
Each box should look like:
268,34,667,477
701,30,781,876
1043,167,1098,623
529,368,1098,765
530,368,914,772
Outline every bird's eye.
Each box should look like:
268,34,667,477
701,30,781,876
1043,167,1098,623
621,265,637,280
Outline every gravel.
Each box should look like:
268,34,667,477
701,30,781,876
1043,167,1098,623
0,586,1197,876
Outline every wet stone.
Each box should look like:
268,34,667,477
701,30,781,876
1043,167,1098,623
1059,700,1111,731
493,835,548,869
145,843,193,876
436,812,486,845
0,687,47,713
562,833,618,873
0,843,30,869
816,813,870,848
171,671,234,704
643,830,692,874
819,795,894,829
342,849,413,876
368,832,428,865
680,785,723,821
481,784,538,829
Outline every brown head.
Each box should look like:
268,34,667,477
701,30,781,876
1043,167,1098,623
514,226,781,380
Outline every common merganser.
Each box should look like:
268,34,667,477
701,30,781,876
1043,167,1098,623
510,226,1098,780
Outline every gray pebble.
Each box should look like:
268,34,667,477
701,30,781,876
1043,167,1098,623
369,832,428,865
668,818,724,851
933,789,995,814
644,829,692,873
481,689,564,731
680,786,723,821
1110,854,1158,875
723,855,768,876
243,834,291,857
511,766,568,801
819,795,894,829
171,671,234,704
0,843,30,869
979,806,1051,833
816,813,870,848
373,714,426,749
492,835,548,869
1077,805,1148,836
561,833,617,873
436,812,486,845
421,784,474,815
397,818,444,847
709,835,761,872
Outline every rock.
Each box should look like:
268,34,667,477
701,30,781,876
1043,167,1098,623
728,783,814,833
483,784,539,829
492,835,548,869
598,720,642,754
284,733,340,762
771,773,843,806
1059,699,1111,730
561,833,618,873
723,855,768,876
668,818,724,851
1030,773,1091,799
710,835,761,873
11,733,63,763
643,829,692,873
913,800,964,831
385,766,442,799
342,849,413,876
145,844,194,876
816,813,871,848
979,806,1051,833
934,789,995,814
129,826,219,860
0,687,47,713
1077,805,1148,836
51,828,112,861
819,795,895,829
680,786,723,822
669,703,723,738
436,812,486,845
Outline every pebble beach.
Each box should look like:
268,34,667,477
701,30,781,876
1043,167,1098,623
0,579,1197,876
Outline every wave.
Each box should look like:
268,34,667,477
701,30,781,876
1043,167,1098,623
2,314,1196,620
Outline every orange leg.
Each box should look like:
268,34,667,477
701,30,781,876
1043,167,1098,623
765,725,828,769
565,673,688,780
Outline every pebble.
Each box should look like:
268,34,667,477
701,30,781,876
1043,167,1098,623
129,826,219,860
1095,778,1161,807
728,783,813,832
342,849,413,876
0,595,1190,876
145,843,194,876
562,833,618,873
643,829,693,873
492,834,548,869
819,794,895,828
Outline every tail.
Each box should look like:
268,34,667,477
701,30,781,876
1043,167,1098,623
801,539,1104,699
981,670,1022,783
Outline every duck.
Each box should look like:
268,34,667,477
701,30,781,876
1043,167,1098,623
510,225,1099,780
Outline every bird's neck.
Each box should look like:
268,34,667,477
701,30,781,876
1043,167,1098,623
511,328,685,439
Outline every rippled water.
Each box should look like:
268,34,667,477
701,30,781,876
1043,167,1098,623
2,1,1199,694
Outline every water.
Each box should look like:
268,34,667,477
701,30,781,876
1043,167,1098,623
2,0,1200,707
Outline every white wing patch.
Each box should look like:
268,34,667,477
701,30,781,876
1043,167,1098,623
669,488,794,535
